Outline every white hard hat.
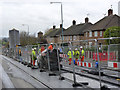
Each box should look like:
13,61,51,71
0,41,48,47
69,48,71,50
50,43,53,45
80,46,83,48
75,48,78,50
34,48,36,50
32,48,34,50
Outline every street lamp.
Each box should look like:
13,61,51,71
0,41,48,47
22,24,29,45
50,2,64,46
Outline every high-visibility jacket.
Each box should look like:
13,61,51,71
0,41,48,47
19,49,21,56
74,50,80,59
38,49,41,54
32,50,36,60
67,50,74,58
48,45,53,51
81,50,85,56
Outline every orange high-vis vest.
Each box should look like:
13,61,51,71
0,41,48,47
48,45,53,51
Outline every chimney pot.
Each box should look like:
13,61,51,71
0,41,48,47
72,20,76,25
108,9,113,16
53,25,56,29
60,24,62,28
85,17,89,23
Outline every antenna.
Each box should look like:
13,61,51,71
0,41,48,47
103,13,106,17
111,5,112,9
87,13,90,17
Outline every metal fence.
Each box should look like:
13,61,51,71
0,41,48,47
1,37,120,88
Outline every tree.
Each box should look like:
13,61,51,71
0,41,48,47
20,31,38,46
103,26,120,44
104,26,120,62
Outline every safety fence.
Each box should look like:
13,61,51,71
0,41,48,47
1,37,120,88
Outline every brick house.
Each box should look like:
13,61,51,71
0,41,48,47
83,9,120,47
44,24,66,44
62,18,93,45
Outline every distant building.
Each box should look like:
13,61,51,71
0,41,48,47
45,24,66,44
38,31,43,38
118,1,120,16
9,28,20,48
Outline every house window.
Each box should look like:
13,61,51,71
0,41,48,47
100,31,102,37
73,36,76,40
94,31,98,37
63,36,64,40
64,36,66,40
60,36,61,40
86,32,87,37
89,31,92,37
89,42,92,47
70,36,72,41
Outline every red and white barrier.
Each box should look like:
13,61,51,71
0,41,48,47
108,62,119,68
77,62,93,68
59,54,67,58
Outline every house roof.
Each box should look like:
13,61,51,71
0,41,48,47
38,31,43,34
44,28,65,37
63,22,93,36
84,14,120,32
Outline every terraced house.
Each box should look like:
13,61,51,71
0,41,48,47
45,9,120,46
44,24,66,44
61,18,93,46
83,9,120,47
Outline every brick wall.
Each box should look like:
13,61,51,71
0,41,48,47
84,30,105,45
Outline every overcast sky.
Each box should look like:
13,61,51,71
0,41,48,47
0,0,119,37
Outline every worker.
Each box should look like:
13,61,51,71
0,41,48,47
74,48,80,65
32,48,37,66
80,46,85,62
18,49,22,62
41,46,45,52
38,48,41,54
67,48,74,65
48,43,53,51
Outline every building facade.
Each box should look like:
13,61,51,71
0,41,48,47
83,9,120,47
9,28,20,48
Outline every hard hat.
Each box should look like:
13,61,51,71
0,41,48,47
75,48,78,50
50,43,53,45
34,48,36,50
69,48,71,50
32,48,34,50
80,46,83,48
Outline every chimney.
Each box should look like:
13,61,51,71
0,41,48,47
53,25,56,29
60,24,62,28
108,9,113,16
72,20,76,25
85,17,89,23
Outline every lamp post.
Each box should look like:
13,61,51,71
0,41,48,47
50,2,64,46
22,24,29,45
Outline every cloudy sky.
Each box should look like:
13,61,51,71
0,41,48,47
0,0,119,37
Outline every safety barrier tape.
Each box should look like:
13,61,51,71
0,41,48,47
77,61,93,68
59,54,67,58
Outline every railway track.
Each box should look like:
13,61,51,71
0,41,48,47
61,64,120,87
